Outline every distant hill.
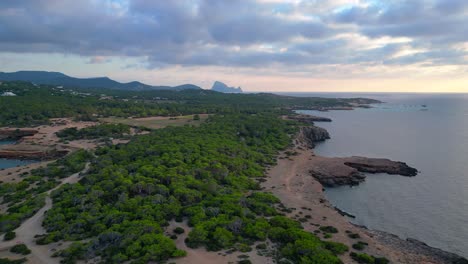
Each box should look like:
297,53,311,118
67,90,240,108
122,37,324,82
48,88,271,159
0,71,203,91
211,81,243,93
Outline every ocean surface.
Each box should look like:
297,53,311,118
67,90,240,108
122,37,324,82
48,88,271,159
292,93,468,258
0,140,35,169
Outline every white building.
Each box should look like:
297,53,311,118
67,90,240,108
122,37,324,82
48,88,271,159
1,92,17,96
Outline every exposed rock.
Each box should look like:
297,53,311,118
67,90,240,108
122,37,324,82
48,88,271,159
369,229,468,264
297,126,330,148
343,156,418,176
309,156,418,187
295,125,418,187
288,114,332,124
308,156,365,187
0,128,38,140
0,148,68,160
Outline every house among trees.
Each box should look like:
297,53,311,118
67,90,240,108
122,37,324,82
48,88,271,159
1,91,16,96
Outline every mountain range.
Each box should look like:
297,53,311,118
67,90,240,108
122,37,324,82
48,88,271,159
0,71,202,91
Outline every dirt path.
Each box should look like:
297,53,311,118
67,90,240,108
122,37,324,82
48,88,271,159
0,163,90,263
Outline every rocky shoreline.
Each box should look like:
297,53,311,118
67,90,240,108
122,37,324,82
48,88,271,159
294,123,418,187
0,128,38,140
293,118,468,263
0,120,97,160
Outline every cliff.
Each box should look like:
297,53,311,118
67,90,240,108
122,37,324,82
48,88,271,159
297,126,330,148
0,128,38,140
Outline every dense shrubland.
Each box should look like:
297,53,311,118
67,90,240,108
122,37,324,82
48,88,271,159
0,81,377,127
0,81,377,263
38,114,347,263
0,150,92,232
56,123,132,140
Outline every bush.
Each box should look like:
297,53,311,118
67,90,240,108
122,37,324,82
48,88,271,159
375,257,390,264
350,252,389,264
237,244,252,252
352,241,368,251
350,252,374,264
255,243,267,250
319,226,338,233
10,244,31,255
3,231,16,241
173,227,185,234
348,233,361,239
0,258,27,264
324,241,348,255
238,260,252,264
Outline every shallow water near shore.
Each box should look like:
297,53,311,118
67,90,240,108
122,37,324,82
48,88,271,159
0,140,35,169
295,93,468,258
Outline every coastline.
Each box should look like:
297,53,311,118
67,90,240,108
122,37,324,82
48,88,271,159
262,119,468,263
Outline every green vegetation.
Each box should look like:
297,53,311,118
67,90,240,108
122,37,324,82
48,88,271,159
56,123,131,140
0,150,92,233
35,114,345,263
352,241,368,250
9,244,31,255
348,232,361,239
3,231,16,241
350,252,389,264
0,81,377,127
173,227,185,234
324,241,349,255
319,226,339,234
0,80,386,263
0,258,27,264
100,115,208,130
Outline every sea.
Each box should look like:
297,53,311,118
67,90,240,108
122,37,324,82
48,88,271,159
287,92,468,258
0,140,35,169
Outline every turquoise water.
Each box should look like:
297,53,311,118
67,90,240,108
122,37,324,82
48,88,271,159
0,140,35,169
295,93,468,258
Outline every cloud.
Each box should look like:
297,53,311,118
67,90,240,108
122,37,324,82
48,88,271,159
87,56,111,64
0,0,466,71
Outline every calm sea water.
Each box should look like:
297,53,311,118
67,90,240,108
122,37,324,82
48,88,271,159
293,93,468,258
0,140,35,169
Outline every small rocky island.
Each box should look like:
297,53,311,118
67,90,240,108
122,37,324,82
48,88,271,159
211,81,243,93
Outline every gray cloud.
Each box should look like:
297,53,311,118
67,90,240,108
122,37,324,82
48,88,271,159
0,0,466,68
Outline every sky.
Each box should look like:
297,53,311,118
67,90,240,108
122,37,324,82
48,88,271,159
1,0,467,92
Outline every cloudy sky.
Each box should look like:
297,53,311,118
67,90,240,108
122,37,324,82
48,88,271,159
1,0,467,92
